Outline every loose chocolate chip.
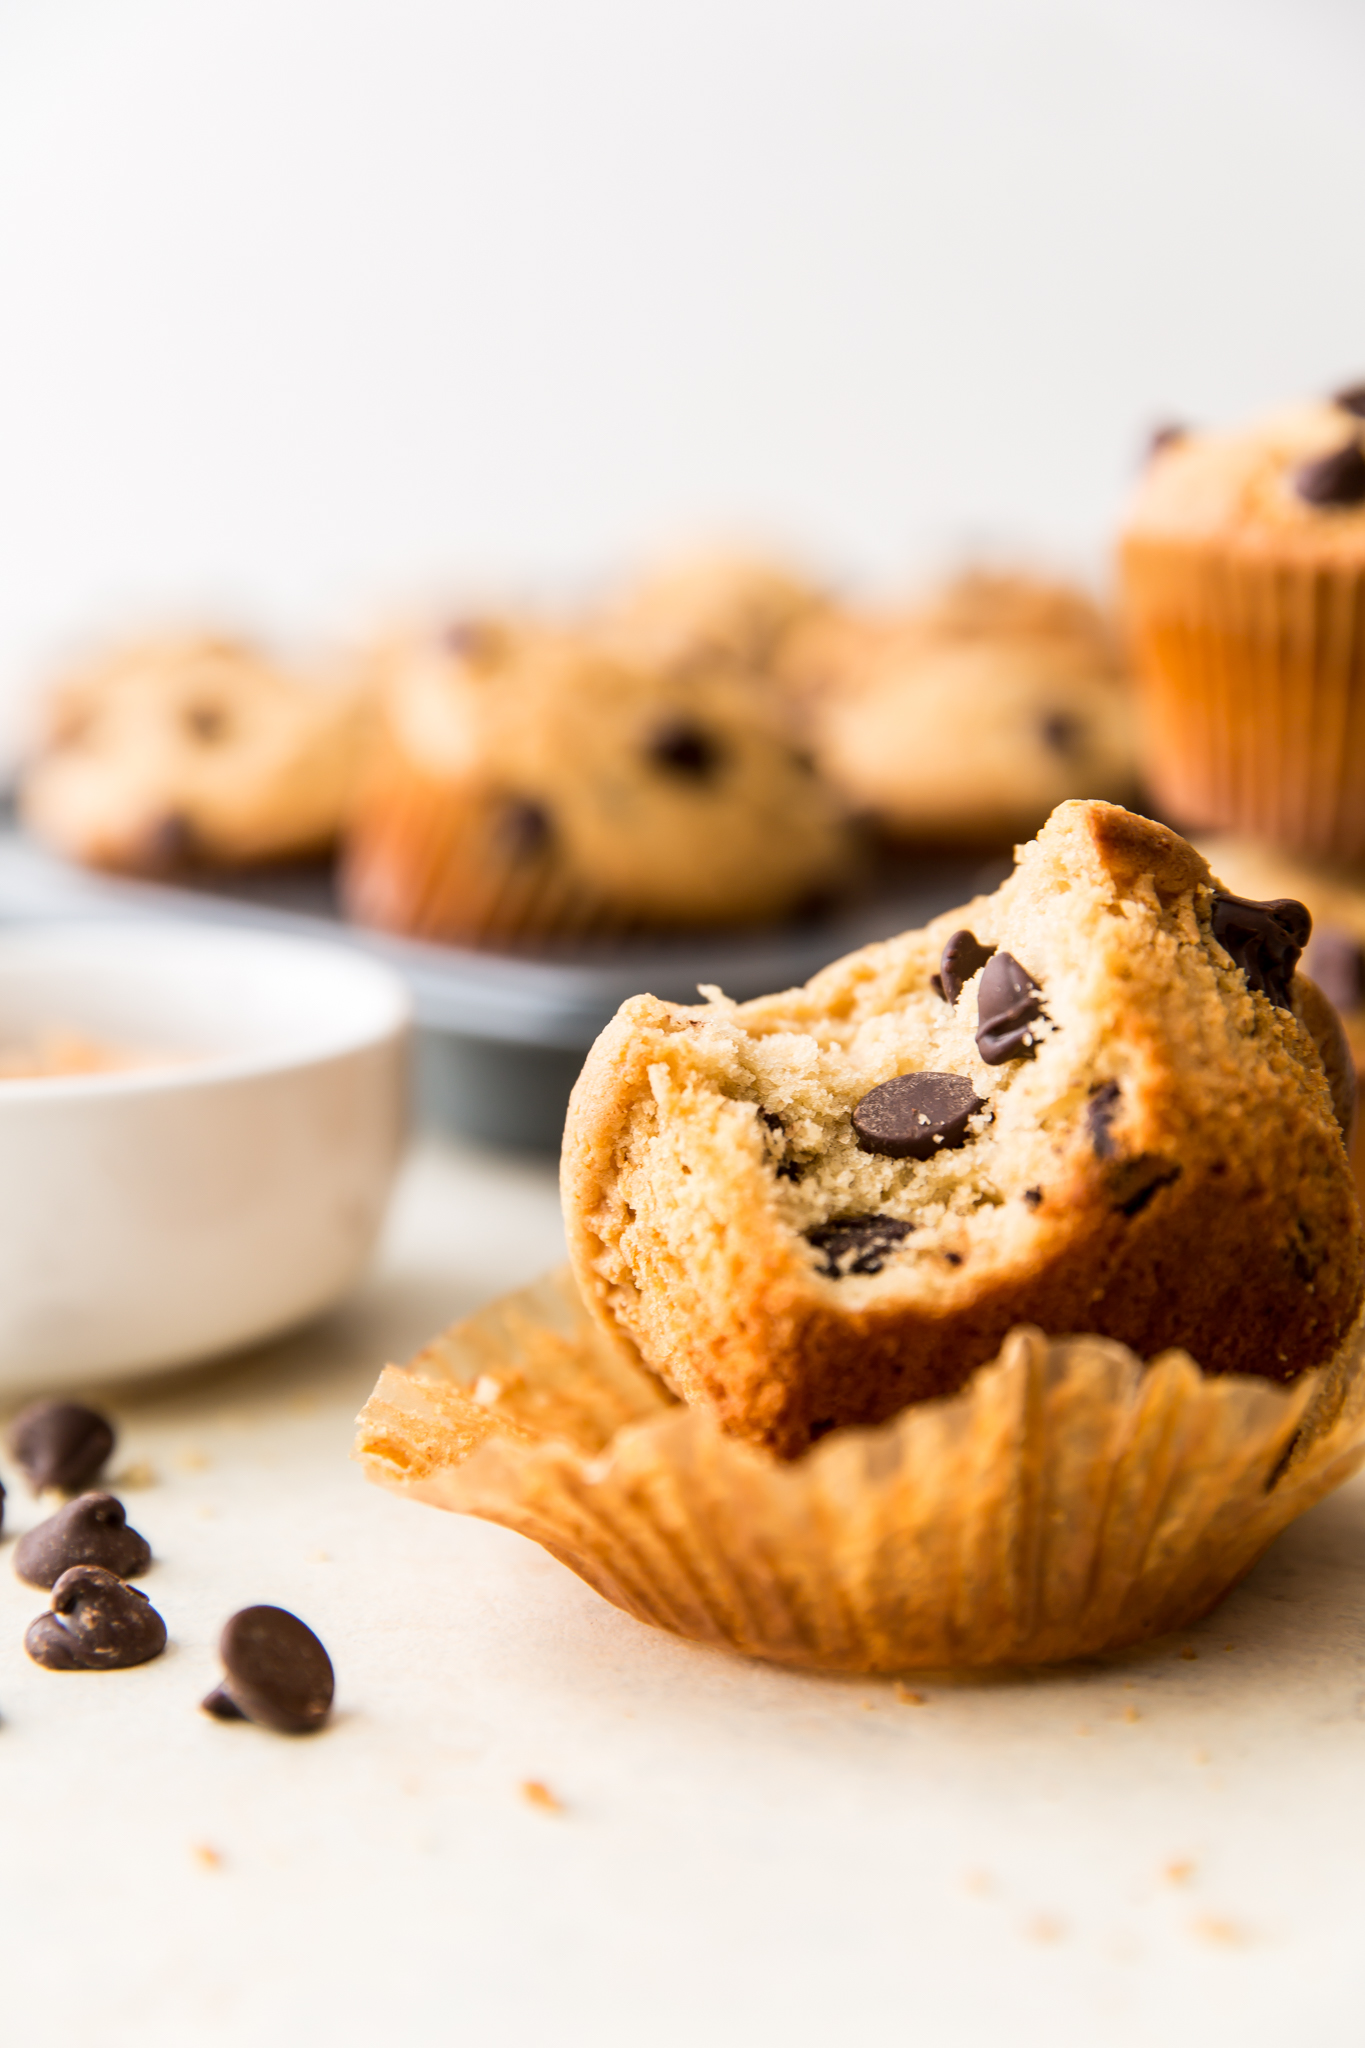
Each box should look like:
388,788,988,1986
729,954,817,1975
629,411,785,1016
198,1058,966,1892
1087,1080,1122,1159
497,796,553,859
24,1564,166,1671
202,1606,334,1735
1305,927,1365,1014
805,1214,914,1280
1333,384,1365,419
852,1072,984,1161
1112,1159,1181,1218
975,951,1046,1064
13,1493,152,1590
647,720,724,781
9,1401,115,1495
1210,893,1311,1010
936,929,997,1006
1293,439,1365,509
1039,710,1085,758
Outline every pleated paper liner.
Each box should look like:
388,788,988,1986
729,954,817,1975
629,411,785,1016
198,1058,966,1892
354,1266,1365,1674
1121,536,1365,864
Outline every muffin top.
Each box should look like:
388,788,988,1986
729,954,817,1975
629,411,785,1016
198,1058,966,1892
1124,385,1365,561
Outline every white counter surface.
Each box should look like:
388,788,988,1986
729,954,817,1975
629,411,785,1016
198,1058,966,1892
3,1135,1364,2046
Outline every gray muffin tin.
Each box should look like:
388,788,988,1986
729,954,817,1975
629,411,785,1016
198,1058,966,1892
0,829,1004,1152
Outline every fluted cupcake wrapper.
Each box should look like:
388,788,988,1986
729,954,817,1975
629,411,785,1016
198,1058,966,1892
354,1267,1365,1673
1122,538,1365,864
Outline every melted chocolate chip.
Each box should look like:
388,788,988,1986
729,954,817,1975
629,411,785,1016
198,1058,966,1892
1305,927,1365,1014
1087,1080,1122,1159
1039,710,1085,758
852,1072,984,1160
497,796,553,859
805,1215,914,1280
1333,384,1365,420
647,720,724,781
9,1401,114,1495
25,1565,166,1671
1210,893,1311,1010
14,1493,152,1590
975,952,1046,1064
935,929,996,1006
1111,1159,1182,1218
202,1606,334,1735
1293,439,1365,509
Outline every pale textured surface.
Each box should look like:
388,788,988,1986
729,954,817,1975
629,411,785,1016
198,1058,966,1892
4,1133,1365,2043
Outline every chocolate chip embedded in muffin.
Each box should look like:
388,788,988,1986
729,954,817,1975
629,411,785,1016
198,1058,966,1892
202,1605,335,1735
852,1073,984,1161
1332,383,1365,420
1292,439,1365,509
1147,422,1189,459
1209,893,1311,1010
933,928,996,1005
9,1401,115,1495
497,796,554,860
646,720,724,782
1087,1080,1122,1159
805,1215,914,1280
13,1493,152,1589
975,951,1046,1064
24,1564,167,1671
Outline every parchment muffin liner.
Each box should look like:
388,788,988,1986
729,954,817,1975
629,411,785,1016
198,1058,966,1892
354,1267,1365,1673
1122,538,1365,864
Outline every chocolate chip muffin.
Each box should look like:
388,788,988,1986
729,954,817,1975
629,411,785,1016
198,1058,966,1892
596,547,828,673
21,635,365,873
785,571,1137,845
342,619,858,944
1121,384,1365,863
563,800,1362,1457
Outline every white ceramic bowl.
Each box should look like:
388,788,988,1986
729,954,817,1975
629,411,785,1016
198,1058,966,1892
0,921,409,1391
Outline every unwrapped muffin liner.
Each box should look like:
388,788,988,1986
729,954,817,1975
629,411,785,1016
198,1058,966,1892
1122,538,1365,863
355,1267,1365,1672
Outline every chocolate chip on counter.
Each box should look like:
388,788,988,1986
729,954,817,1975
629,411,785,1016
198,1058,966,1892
975,952,1046,1064
1293,439,1365,509
202,1606,334,1735
1304,927,1365,1014
497,796,553,859
647,720,724,781
9,1401,115,1495
934,928,996,1006
1209,893,1311,1010
805,1214,914,1280
13,1493,152,1590
24,1564,167,1671
853,1072,984,1161
1087,1080,1122,1159
1333,384,1365,419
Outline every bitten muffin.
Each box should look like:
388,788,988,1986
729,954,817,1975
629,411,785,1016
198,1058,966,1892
563,800,1362,1458
342,618,858,945
1121,383,1365,862
21,635,365,873
785,571,1137,845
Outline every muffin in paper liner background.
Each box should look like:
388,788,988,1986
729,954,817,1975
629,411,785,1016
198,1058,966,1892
1119,390,1365,865
354,1267,1365,1674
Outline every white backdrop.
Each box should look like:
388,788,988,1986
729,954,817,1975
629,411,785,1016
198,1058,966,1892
0,0,1361,759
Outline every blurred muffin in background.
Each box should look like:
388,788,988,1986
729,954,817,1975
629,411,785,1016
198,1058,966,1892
784,570,1138,847
22,634,367,874
1121,384,1365,863
342,614,859,946
594,547,830,672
